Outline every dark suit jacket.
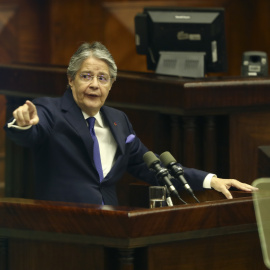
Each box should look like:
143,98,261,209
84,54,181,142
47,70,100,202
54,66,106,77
4,88,208,205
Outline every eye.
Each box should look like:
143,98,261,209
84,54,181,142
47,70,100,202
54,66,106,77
80,73,92,80
98,75,106,82
98,75,110,83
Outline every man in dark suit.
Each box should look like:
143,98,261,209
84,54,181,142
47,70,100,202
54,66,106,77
4,42,257,205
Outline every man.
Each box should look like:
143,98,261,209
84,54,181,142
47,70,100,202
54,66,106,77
4,42,257,205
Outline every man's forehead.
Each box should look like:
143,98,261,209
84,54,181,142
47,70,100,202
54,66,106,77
80,57,109,71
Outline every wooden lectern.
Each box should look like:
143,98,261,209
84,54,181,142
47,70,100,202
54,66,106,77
0,190,268,270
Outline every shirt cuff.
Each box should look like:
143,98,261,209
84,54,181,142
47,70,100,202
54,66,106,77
203,173,217,189
7,118,32,130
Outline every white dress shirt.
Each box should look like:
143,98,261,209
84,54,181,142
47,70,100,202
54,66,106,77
82,111,117,178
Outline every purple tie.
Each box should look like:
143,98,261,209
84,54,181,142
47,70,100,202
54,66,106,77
87,117,103,181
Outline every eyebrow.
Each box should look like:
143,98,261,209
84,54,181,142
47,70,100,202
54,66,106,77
81,71,109,76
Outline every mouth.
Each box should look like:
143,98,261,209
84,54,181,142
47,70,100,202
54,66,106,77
85,93,99,98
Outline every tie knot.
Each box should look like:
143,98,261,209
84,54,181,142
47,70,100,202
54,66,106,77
87,117,96,129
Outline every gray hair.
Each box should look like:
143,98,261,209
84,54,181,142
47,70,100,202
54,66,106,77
67,41,117,81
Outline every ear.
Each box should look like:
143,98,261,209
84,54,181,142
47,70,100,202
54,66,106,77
109,78,116,91
68,76,73,88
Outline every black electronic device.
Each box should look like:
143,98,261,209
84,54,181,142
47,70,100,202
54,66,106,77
241,51,268,76
135,7,228,78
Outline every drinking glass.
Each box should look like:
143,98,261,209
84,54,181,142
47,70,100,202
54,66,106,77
149,186,166,208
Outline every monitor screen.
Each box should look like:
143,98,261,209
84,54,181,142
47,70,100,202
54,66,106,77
135,7,228,78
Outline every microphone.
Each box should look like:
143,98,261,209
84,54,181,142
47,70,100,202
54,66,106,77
143,151,187,204
160,151,200,203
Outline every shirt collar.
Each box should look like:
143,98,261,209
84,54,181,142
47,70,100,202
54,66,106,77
82,111,104,128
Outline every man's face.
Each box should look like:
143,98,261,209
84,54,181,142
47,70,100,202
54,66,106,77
68,57,114,116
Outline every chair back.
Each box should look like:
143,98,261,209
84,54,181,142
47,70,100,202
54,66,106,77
252,178,270,269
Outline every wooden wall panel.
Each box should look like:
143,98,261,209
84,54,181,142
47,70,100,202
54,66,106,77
257,146,270,178
147,231,267,270
230,111,270,183
0,2,18,196
0,96,5,197
15,0,50,64
8,239,105,270
0,3,18,63
1,0,270,73
49,0,106,65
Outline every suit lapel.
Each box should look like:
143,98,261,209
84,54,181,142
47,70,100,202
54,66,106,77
61,89,95,165
101,106,125,155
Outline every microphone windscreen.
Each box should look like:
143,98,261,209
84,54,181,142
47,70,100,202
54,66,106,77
160,151,177,167
143,151,159,168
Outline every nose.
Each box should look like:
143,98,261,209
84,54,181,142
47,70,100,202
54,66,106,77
89,76,99,88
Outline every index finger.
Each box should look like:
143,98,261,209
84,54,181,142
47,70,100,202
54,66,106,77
25,100,36,112
230,180,258,192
